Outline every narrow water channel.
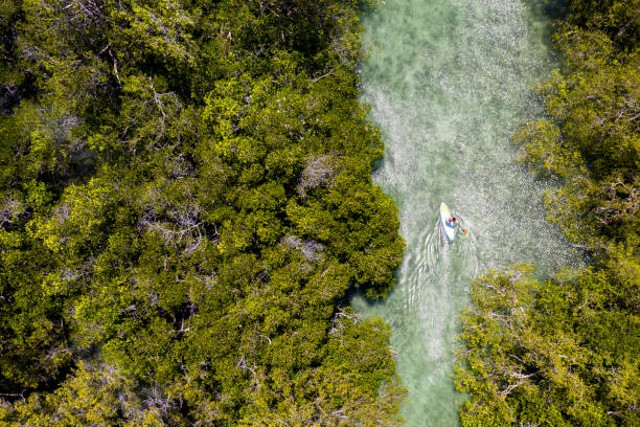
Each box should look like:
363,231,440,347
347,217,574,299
353,1,580,425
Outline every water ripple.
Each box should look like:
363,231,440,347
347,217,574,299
354,0,580,425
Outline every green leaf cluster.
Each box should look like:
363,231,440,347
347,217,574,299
0,0,405,425
457,265,640,426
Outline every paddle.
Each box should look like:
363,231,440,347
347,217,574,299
452,217,468,237
450,216,468,237
454,220,468,236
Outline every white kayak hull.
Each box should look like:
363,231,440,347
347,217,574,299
440,202,455,241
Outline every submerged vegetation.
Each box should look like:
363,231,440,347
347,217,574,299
457,0,640,425
0,0,406,424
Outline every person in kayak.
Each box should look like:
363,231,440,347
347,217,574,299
446,215,469,236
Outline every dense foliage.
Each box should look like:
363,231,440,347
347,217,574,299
0,0,407,425
457,1,640,425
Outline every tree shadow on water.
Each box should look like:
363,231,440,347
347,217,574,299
525,0,568,21
345,264,403,311
522,0,569,61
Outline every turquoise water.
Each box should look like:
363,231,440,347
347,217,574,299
354,1,579,425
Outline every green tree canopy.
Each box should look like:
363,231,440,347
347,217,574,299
0,0,406,425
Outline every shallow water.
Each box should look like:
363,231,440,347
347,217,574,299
353,1,579,425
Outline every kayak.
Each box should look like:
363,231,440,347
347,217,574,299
439,202,456,241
